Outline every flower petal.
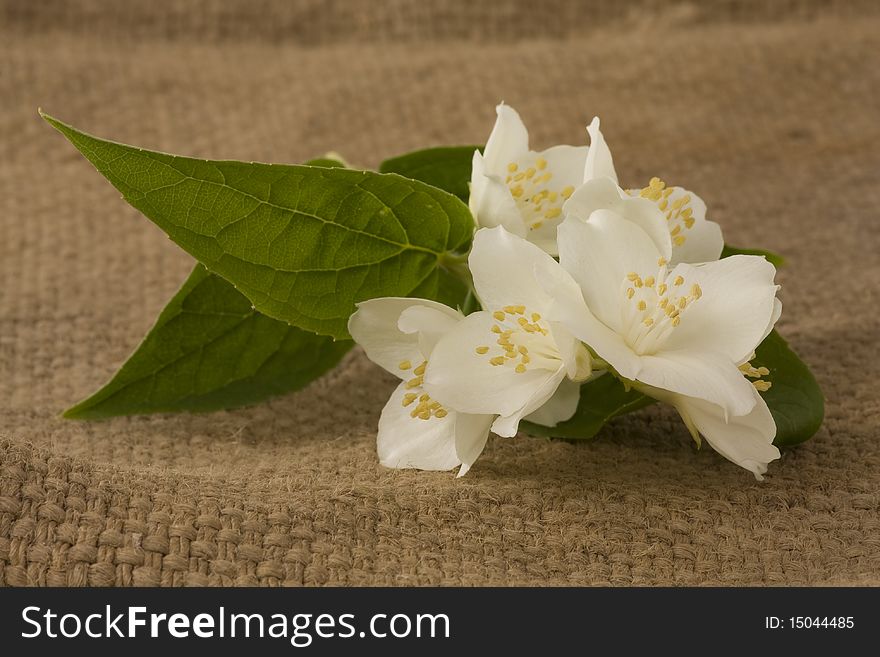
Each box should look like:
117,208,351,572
469,151,526,236
664,189,724,264
492,366,568,437
557,211,665,332
523,376,581,427
564,177,672,262
583,117,618,183
424,310,560,418
349,297,460,376
377,381,461,472
549,321,591,381
638,349,758,417
757,298,783,350
455,413,495,477
676,387,780,481
482,103,530,174
469,226,559,314
398,304,464,356
535,257,643,381
660,255,780,365
537,144,589,191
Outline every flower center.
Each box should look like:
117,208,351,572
620,258,702,355
739,361,773,392
639,177,696,248
505,158,575,232
474,305,558,374
397,359,448,420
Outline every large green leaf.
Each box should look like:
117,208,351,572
64,265,352,419
65,157,354,419
751,330,824,446
43,113,474,339
523,331,822,446
721,244,785,268
380,146,482,202
521,374,654,440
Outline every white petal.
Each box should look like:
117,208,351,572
557,211,665,332
537,144,589,191
492,366,568,437
523,376,581,427
454,413,494,477
564,177,672,262
469,226,558,314
549,321,591,381
535,256,643,381
349,297,460,376
424,310,561,418
583,117,618,184
663,189,723,264
398,304,464,356
482,103,530,174
638,349,758,417
469,151,526,236
756,298,783,349
676,388,780,481
377,381,461,472
660,255,780,365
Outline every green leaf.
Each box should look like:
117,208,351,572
521,374,654,440
751,330,824,446
43,113,475,339
380,146,482,202
722,244,785,268
64,265,352,419
409,266,470,311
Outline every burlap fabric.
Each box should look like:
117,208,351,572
1,1,878,586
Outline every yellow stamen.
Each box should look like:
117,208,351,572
475,346,489,355
398,360,412,370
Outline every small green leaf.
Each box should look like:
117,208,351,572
751,330,824,446
304,156,346,169
521,374,654,440
64,265,352,419
722,244,785,267
43,113,475,339
380,146,482,202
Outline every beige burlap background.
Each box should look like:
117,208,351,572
1,0,878,586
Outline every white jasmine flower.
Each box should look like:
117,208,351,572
424,226,592,437
469,104,614,255
537,213,782,478
348,298,494,476
628,177,723,264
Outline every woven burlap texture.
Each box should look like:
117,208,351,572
1,1,879,586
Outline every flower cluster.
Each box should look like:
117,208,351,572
350,104,782,480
